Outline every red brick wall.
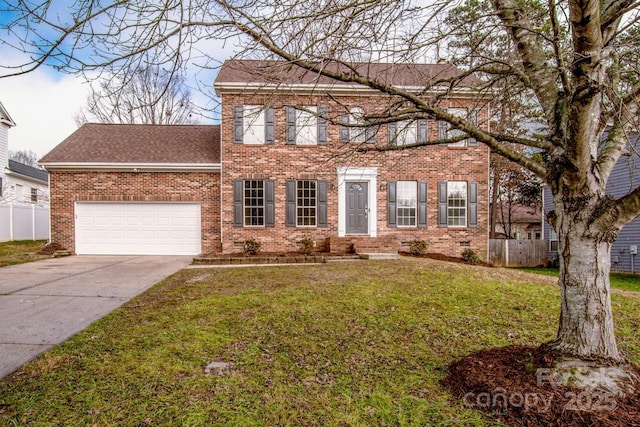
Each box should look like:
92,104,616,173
48,171,221,254
220,93,490,259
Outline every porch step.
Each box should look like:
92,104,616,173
358,253,401,260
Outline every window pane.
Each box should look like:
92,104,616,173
350,107,366,142
296,107,318,145
296,180,317,226
395,120,417,146
447,181,467,227
243,105,266,144
397,181,417,227
244,180,265,226
444,108,468,147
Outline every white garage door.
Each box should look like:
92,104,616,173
75,202,201,255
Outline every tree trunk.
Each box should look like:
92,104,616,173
544,203,625,364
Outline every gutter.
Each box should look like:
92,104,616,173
40,162,222,172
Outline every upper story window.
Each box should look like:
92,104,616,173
286,106,328,145
437,181,478,228
340,107,376,143
388,119,428,146
438,108,478,147
233,105,274,145
31,188,37,203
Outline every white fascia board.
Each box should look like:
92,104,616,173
4,169,48,184
214,82,480,98
40,162,222,172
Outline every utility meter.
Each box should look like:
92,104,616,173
630,245,638,255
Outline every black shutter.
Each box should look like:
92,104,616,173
265,107,275,144
438,181,448,227
468,181,478,228
438,120,448,145
265,180,275,227
418,181,427,227
340,115,350,143
286,180,296,227
468,110,478,146
387,181,397,227
317,106,328,145
365,126,377,143
233,180,244,227
388,122,397,145
286,106,296,144
317,180,328,227
417,119,428,143
233,106,243,144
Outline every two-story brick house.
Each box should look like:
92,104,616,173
40,59,490,258
214,60,489,257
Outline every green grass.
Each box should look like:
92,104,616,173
518,267,640,293
1,259,639,426
0,240,48,267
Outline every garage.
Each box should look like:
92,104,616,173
75,202,202,255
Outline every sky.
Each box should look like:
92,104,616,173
0,69,90,159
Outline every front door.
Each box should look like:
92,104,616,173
346,181,368,234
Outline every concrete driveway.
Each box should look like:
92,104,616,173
0,255,191,379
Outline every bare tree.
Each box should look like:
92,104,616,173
2,0,640,390
9,150,40,168
75,65,196,125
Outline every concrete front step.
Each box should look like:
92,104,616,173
358,253,401,260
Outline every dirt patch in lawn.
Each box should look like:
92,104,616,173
443,345,640,426
399,251,495,267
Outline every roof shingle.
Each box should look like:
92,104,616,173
214,59,481,89
7,160,48,183
40,124,220,164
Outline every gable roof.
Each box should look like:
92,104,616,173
0,101,16,127
40,124,221,171
214,59,481,94
7,160,48,183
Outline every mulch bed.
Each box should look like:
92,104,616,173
443,345,640,426
36,242,67,255
399,251,495,267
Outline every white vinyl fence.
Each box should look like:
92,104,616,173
0,204,49,242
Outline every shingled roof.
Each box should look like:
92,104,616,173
40,124,220,166
7,160,48,183
214,59,481,90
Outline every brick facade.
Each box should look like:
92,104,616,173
49,171,221,254
220,93,490,259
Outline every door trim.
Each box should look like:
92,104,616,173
337,167,377,237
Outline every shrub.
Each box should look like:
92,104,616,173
298,236,314,255
408,239,429,256
461,248,480,265
243,238,262,255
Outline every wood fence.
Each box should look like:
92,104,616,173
488,239,548,267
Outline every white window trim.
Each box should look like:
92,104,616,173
445,108,468,147
296,180,317,227
296,106,318,145
447,181,467,227
243,105,266,145
396,180,417,227
349,107,366,143
337,167,377,237
395,120,418,146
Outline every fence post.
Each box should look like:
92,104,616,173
9,202,14,241
32,204,36,240
504,239,509,267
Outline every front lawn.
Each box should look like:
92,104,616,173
518,267,640,293
0,240,48,267
1,259,639,425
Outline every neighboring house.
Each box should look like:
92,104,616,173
492,202,542,240
0,102,49,206
543,132,640,273
40,60,490,257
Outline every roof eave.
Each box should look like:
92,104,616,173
40,162,222,172
213,82,485,98
4,169,48,184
